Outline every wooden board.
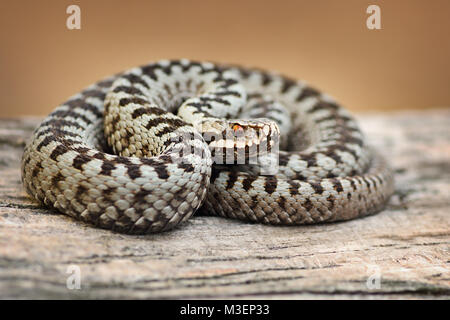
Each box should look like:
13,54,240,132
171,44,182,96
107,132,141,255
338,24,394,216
0,109,449,299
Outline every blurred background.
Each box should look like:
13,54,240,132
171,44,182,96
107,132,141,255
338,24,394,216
0,0,449,117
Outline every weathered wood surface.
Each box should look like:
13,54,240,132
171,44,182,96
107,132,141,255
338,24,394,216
0,109,449,299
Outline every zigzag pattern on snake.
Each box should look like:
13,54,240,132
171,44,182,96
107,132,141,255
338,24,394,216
21,59,394,234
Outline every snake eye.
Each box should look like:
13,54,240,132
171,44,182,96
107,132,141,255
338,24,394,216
232,124,243,132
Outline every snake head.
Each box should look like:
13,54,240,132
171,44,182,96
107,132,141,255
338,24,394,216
197,118,280,165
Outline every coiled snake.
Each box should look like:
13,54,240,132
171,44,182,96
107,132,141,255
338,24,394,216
21,59,394,234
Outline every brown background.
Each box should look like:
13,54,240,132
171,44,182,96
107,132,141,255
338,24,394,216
0,0,449,117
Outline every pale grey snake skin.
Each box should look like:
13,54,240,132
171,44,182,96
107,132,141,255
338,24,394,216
21,59,394,234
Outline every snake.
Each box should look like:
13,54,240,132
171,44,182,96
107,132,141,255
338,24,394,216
21,59,394,234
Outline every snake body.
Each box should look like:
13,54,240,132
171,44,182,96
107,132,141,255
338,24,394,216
21,59,394,234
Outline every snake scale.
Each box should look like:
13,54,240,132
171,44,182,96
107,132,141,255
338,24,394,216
21,59,394,234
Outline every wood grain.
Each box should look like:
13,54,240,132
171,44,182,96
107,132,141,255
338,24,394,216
0,110,449,299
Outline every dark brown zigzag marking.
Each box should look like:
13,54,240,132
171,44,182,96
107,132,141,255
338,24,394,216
307,101,339,114
177,162,194,173
99,156,160,180
72,154,92,170
49,144,69,161
158,154,173,163
216,78,238,89
242,175,258,191
141,65,166,81
258,72,272,86
113,86,145,96
132,107,166,119
31,161,43,179
100,162,116,176
36,128,81,140
304,155,317,168
225,171,239,190
154,165,170,180
278,153,291,167
36,136,64,153
200,96,231,106
122,73,150,89
139,158,160,167
65,99,103,118
110,114,121,131
134,189,151,202
186,102,213,110
315,114,353,124
113,156,134,166
145,117,185,130
93,152,106,160
330,179,344,193
171,60,202,71
310,182,324,195
264,176,277,194
247,93,263,99
296,87,320,102
210,168,221,183
82,89,106,100
303,198,313,211
153,126,176,138
127,164,141,179
119,97,148,107
326,172,336,179
281,77,296,93
41,119,84,131
201,67,222,77
141,60,206,82
50,110,92,125
215,90,242,98
73,147,90,154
